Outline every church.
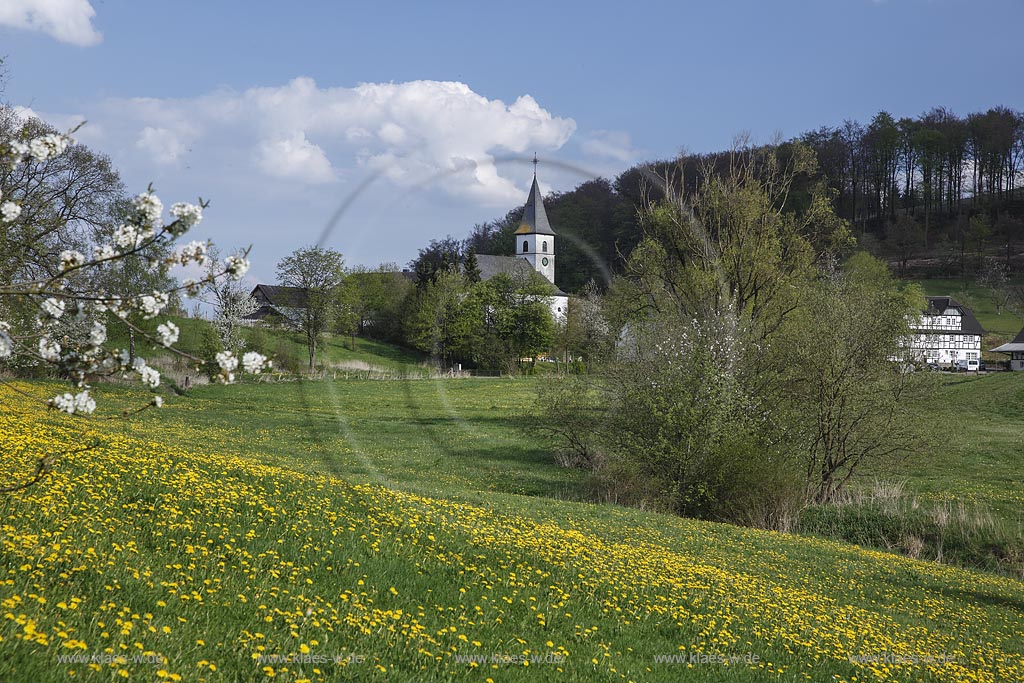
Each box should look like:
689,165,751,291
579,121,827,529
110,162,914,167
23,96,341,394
472,163,570,320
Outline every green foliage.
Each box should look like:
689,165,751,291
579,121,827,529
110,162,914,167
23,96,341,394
407,270,474,366
462,248,481,283
626,143,851,339
601,314,800,524
275,245,345,371
196,321,223,382
470,273,554,374
777,253,934,503
547,142,930,527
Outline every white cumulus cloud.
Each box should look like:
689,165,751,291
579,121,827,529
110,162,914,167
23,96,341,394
257,131,335,184
93,77,576,203
136,127,186,164
0,0,101,46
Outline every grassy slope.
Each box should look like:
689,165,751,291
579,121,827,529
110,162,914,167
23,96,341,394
898,373,1024,525
104,315,429,378
2,379,1023,682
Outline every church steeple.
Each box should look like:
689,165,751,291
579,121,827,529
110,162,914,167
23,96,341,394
515,157,556,284
516,165,555,236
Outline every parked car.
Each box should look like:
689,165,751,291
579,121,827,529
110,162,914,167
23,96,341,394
955,358,980,372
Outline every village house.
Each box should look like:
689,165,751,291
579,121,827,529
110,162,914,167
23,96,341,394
905,296,984,367
244,284,308,326
990,326,1024,371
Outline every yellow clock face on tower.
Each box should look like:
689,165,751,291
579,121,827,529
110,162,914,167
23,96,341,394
542,257,549,267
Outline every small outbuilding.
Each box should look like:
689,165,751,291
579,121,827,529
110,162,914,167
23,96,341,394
990,327,1024,371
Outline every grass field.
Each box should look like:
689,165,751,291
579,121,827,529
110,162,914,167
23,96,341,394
2,375,1024,682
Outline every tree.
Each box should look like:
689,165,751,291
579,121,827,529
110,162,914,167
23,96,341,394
409,235,461,289
0,113,268,492
0,110,124,286
275,246,345,372
978,258,1011,315
203,246,258,351
554,281,610,371
463,247,481,283
778,254,931,504
627,141,850,339
407,269,473,366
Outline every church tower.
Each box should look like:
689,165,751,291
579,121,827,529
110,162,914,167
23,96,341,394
515,156,556,284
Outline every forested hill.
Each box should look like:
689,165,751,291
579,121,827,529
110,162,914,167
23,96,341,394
412,106,1024,293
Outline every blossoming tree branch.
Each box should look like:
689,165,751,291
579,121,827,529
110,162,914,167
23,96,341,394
0,124,270,492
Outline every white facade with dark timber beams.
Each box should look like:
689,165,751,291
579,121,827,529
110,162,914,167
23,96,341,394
905,296,984,366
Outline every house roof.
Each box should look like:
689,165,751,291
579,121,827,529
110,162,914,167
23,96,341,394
991,325,1024,353
914,296,985,335
250,284,308,308
514,176,555,236
473,254,568,296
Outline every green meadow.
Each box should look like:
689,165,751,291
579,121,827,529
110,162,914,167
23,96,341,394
1,348,1023,682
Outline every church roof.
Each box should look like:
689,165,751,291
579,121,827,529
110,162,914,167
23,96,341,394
473,254,568,296
514,176,555,236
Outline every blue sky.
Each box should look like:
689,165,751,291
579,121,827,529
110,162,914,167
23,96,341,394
2,0,1022,282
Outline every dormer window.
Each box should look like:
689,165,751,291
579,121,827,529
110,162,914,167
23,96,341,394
523,240,528,253
542,241,548,253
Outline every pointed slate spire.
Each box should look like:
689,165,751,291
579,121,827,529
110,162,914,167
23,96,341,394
516,168,555,236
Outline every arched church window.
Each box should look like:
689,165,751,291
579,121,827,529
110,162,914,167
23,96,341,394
542,241,548,253
523,240,528,253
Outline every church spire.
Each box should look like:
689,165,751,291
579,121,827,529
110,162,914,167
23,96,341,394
516,160,555,236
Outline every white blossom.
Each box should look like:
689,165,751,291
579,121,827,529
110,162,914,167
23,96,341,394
0,323,12,359
152,396,163,408
89,321,107,347
39,337,61,362
1,201,21,222
50,389,96,415
113,223,141,250
156,321,180,347
137,291,169,319
224,254,250,280
9,140,28,158
59,250,86,272
177,240,208,266
94,244,117,260
242,351,269,374
139,365,160,388
169,202,202,234
216,351,239,373
133,192,163,228
28,134,70,162
40,297,65,319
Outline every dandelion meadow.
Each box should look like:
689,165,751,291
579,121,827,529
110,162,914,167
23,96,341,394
2,380,1023,682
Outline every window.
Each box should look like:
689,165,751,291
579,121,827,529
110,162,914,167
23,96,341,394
542,241,548,253
522,240,528,253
